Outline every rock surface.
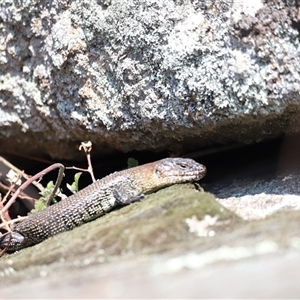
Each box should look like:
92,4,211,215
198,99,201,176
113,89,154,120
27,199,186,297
1,0,300,297
1,0,300,159
1,156,300,299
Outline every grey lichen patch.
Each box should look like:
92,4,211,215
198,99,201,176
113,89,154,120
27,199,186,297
1,1,300,159
231,9,300,101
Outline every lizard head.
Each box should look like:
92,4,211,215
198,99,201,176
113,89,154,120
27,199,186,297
127,157,206,194
150,157,206,189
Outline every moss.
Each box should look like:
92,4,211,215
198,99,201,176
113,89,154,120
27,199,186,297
0,184,235,271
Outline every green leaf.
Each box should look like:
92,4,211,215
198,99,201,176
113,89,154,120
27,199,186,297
31,181,58,213
32,200,47,212
67,172,82,194
39,181,55,198
127,157,139,168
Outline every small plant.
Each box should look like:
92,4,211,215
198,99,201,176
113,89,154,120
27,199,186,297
127,157,139,168
0,141,94,255
32,172,83,212
66,172,82,194
31,181,58,213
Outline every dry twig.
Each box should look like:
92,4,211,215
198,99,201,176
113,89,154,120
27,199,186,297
0,163,65,215
67,141,96,182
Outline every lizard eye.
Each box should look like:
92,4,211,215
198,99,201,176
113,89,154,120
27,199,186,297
178,163,187,169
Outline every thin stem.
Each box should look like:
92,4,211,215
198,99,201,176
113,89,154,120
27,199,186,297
0,216,28,230
45,164,65,206
0,197,11,222
0,156,44,192
0,163,65,214
87,153,96,183
66,141,96,183
0,210,12,232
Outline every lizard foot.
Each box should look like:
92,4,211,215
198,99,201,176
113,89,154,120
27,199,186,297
113,189,145,205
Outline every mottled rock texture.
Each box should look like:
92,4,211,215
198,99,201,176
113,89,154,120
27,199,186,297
1,0,300,159
1,182,300,298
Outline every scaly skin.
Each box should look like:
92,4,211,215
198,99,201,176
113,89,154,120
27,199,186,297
0,157,206,252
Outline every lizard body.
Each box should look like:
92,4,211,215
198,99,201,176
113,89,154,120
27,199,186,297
0,157,206,252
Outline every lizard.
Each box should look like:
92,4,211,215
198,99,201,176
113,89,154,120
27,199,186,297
0,157,206,252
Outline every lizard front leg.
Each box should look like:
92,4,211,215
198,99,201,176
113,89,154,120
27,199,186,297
113,187,145,205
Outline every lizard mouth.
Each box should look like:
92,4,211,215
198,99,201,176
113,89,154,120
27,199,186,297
172,159,206,181
180,163,206,180
177,165,206,181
